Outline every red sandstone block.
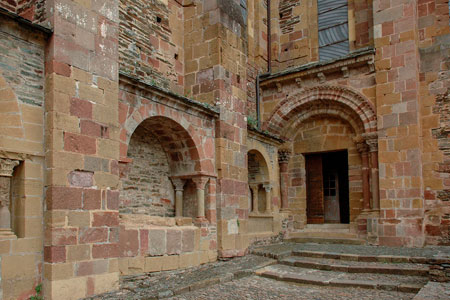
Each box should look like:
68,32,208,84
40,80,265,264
47,228,78,246
46,186,83,210
92,212,119,227
76,260,109,276
109,227,119,243
87,277,95,296
79,227,108,244
379,236,405,247
44,246,66,263
83,188,102,210
290,31,303,41
92,243,119,258
70,97,93,119
425,225,442,236
139,229,149,256
69,170,94,187
107,190,119,210
46,60,71,77
119,228,139,257
118,102,128,124
64,132,97,155
81,120,109,138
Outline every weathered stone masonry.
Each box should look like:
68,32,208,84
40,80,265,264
0,0,449,299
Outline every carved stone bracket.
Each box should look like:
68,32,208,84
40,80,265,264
276,82,282,93
317,72,326,84
368,57,375,73
341,66,349,78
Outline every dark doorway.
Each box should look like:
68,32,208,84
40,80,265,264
305,151,349,224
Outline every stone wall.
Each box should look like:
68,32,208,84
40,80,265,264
0,0,47,23
120,126,175,217
0,16,46,300
119,0,184,93
417,0,450,245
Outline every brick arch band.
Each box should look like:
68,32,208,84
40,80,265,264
123,111,204,176
264,85,377,140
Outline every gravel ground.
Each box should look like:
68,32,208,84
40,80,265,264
168,276,415,300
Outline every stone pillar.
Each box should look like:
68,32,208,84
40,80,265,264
367,138,380,211
263,184,272,214
171,178,186,217
278,149,291,211
0,158,19,238
193,177,209,219
249,184,259,213
357,142,371,211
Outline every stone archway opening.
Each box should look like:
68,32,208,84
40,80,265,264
248,150,271,214
267,86,379,234
120,116,202,219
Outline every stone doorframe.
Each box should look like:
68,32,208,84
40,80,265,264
266,85,380,213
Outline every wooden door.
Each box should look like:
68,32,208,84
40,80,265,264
324,170,340,223
306,154,324,224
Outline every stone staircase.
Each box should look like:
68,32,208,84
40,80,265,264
285,224,365,245
251,243,450,295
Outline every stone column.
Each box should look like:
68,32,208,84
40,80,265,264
356,142,371,211
367,138,380,211
263,184,272,214
0,158,19,238
192,177,209,219
249,184,259,213
171,178,186,217
278,149,291,211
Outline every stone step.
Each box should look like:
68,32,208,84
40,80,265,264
288,231,358,238
291,249,441,264
286,237,366,245
257,264,427,293
305,224,350,230
280,256,429,276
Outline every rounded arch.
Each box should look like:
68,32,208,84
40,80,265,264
264,85,377,140
247,149,271,184
126,115,201,176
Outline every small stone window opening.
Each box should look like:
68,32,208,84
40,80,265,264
0,158,20,238
156,16,162,23
174,53,179,60
248,150,272,214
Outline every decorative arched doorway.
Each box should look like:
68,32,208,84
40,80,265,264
266,85,378,232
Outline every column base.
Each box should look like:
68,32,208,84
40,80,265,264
0,228,16,239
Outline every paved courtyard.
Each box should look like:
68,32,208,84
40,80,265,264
169,276,414,300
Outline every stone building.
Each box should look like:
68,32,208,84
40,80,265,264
0,0,448,298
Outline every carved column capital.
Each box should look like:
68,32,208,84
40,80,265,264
263,183,272,192
278,149,291,164
366,139,378,152
356,142,370,154
170,178,186,191
192,176,209,190
0,159,19,177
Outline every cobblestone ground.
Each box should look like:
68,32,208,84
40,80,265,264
169,276,415,300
